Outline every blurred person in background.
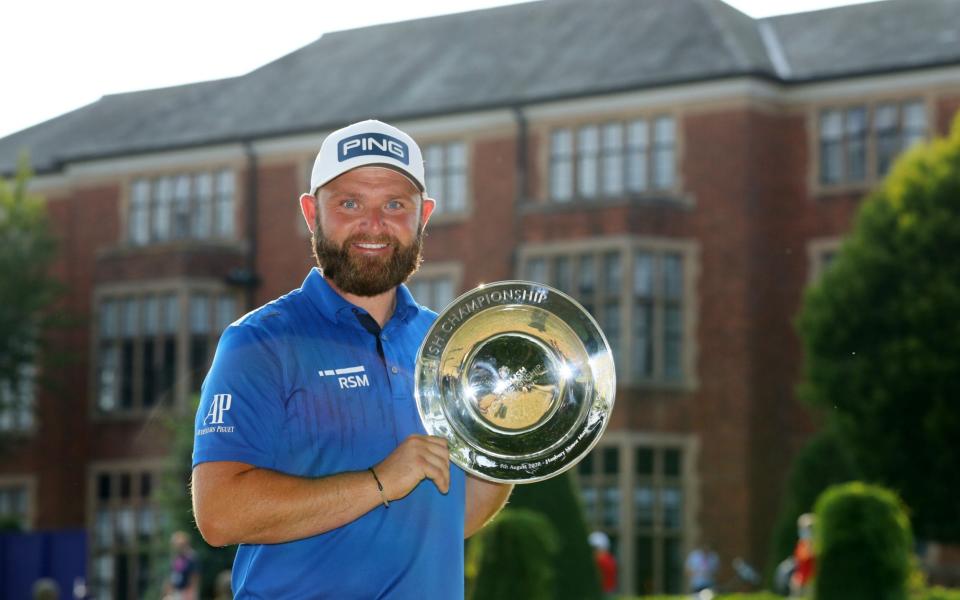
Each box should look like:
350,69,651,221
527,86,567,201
589,530,618,597
685,541,720,593
790,513,815,597
164,530,198,600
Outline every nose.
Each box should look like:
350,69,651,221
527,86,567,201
357,205,387,234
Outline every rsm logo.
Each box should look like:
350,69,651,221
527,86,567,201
338,133,409,165
319,365,371,390
338,374,369,389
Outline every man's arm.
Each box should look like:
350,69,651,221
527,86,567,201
464,474,513,538
193,434,450,546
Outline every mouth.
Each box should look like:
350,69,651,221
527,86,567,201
349,239,395,255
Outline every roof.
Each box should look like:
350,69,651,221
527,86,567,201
2,0,958,175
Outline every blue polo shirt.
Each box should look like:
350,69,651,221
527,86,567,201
193,268,466,599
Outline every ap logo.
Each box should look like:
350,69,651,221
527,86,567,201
204,394,232,426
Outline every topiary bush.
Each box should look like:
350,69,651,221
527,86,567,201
813,482,913,600
466,508,560,600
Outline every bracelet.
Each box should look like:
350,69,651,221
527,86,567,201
368,467,390,508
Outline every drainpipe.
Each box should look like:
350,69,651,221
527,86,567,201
227,140,260,310
512,105,529,277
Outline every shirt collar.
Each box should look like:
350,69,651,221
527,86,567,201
302,268,421,325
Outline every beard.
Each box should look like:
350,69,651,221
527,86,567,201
312,223,423,297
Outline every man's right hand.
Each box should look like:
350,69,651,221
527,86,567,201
374,434,451,500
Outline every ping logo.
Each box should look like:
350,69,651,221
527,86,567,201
338,133,409,165
204,394,232,425
319,365,370,390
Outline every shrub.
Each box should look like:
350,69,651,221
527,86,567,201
813,482,913,600
467,508,559,600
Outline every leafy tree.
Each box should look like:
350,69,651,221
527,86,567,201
0,155,62,436
798,115,960,541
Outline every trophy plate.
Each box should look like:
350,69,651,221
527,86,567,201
415,281,615,483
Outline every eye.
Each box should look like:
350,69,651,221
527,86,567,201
385,198,407,210
340,198,359,209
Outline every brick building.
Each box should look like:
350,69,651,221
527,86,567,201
1,0,959,596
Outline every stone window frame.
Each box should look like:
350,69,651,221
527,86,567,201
540,112,683,205
0,475,36,530
407,261,464,313
87,458,166,600
0,358,36,435
122,167,239,247
807,237,844,284
518,236,699,390
421,140,471,219
809,96,931,194
90,279,241,420
573,432,699,596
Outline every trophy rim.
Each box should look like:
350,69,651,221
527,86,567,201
415,280,616,483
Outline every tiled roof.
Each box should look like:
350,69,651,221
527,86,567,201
2,0,958,175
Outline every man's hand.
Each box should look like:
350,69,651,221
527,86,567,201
374,434,450,499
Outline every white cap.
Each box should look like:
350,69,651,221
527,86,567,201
310,119,425,194
588,531,610,551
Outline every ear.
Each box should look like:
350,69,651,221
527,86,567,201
420,196,437,228
299,193,318,233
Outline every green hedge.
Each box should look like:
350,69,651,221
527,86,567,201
920,587,960,600
625,593,782,600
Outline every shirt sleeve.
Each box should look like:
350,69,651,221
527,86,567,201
192,322,287,469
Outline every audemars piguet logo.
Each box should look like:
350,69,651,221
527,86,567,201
198,394,235,435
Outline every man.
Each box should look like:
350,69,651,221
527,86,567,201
685,542,720,594
588,530,618,598
192,120,512,598
164,531,198,600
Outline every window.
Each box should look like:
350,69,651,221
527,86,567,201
522,240,694,386
807,238,843,283
96,287,239,414
578,439,690,595
818,99,927,186
549,116,677,202
408,274,457,312
128,169,235,245
89,465,162,600
0,482,31,529
424,142,468,215
0,361,35,433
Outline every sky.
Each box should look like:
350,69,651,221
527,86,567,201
0,0,880,140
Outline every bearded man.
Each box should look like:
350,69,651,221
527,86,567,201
192,120,512,599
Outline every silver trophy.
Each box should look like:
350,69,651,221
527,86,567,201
415,281,616,483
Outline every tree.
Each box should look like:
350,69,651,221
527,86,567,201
0,155,62,442
798,115,960,541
